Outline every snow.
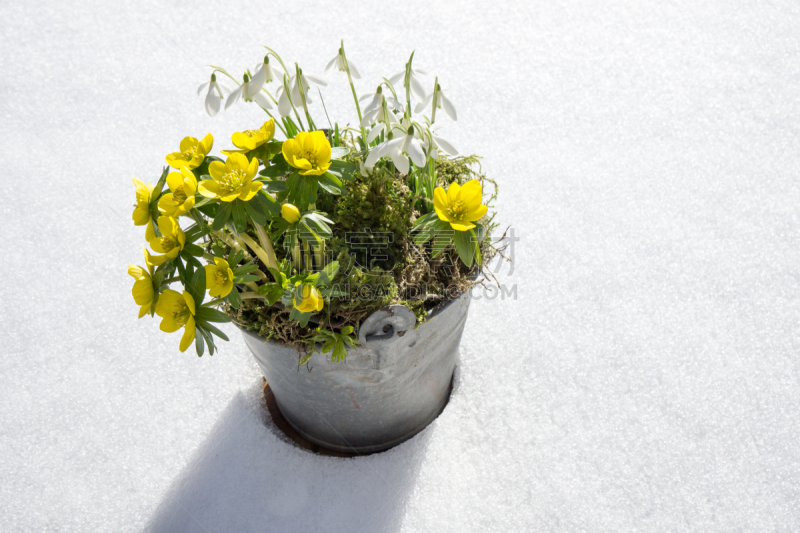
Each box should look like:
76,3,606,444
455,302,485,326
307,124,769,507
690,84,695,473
2,0,800,530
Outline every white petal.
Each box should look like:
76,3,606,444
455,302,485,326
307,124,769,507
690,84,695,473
414,67,428,76
430,148,438,160
386,96,403,112
197,82,209,96
365,144,386,168
205,92,221,117
363,94,382,116
278,91,293,117
433,134,457,155
392,153,409,175
252,91,273,110
440,91,457,121
359,92,374,102
225,85,244,110
367,123,384,143
414,92,433,113
388,71,404,85
361,107,380,127
250,65,267,92
304,73,328,86
407,138,426,168
324,56,338,75
348,60,361,79
410,75,427,101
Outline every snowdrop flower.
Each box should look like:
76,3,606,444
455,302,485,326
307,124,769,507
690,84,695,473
428,131,458,159
225,73,273,110
414,82,457,121
363,107,402,144
276,71,327,117
365,125,426,175
196,73,229,117
388,65,428,101
359,87,403,125
250,56,284,89
325,47,361,78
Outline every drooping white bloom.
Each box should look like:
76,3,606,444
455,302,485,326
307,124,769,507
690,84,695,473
359,88,403,126
325,49,361,78
429,132,458,159
364,107,402,144
225,73,273,110
388,65,428,101
365,126,426,175
251,56,284,89
414,83,457,121
197,73,230,117
276,71,327,117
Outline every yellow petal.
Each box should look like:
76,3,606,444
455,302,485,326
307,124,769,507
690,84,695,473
179,317,196,352
128,265,147,280
132,279,154,306
433,187,448,212
157,216,176,236
463,204,488,222
239,181,262,201
182,291,196,316
158,194,177,216
166,172,184,192
227,152,247,171
450,221,475,231
281,203,301,223
145,219,156,241
138,304,150,319
215,257,231,270
198,180,221,198
262,119,275,140
160,316,182,333
199,133,213,155
156,289,182,317
232,131,256,151
132,205,151,225
179,136,199,153
446,181,461,204
246,155,258,179
204,264,217,289
459,180,483,210
148,252,170,266
209,161,226,181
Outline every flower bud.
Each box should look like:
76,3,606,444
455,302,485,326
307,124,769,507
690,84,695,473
281,203,301,223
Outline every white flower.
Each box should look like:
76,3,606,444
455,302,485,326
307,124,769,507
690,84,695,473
363,107,402,144
359,88,403,126
196,73,229,117
388,65,428,101
414,83,457,121
325,49,361,79
251,56,284,89
428,132,458,159
276,72,327,117
365,126,426,175
225,73,273,110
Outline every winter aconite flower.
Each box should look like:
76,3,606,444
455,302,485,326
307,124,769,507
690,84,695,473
158,167,197,217
204,257,234,297
198,153,262,202
433,180,488,231
230,119,275,152
282,131,332,176
155,289,196,352
294,284,324,313
281,203,301,223
128,249,158,318
166,134,213,170
149,216,186,265
132,178,156,240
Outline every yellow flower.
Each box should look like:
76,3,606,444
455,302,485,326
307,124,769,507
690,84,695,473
158,167,197,217
148,216,186,265
281,203,301,223
127,249,158,318
155,289,197,352
294,284,324,313
228,119,276,152
433,180,488,231
204,257,234,297
166,134,213,170
132,178,156,240
198,153,262,202
282,131,332,176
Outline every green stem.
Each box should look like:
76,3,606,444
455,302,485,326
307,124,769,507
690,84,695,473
253,222,279,274
239,232,278,272
295,64,316,131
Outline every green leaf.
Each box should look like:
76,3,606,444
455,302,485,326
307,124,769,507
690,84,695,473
318,173,346,196
212,201,232,231
197,325,214,356
187,266,207,307
195,326,205,356
230,200,247,233
259,179,288,193
228,248,244,266
227,284,241,310
432,231,453,257
332,339,347,363
195,306,232,323
299,350,314,366
453,229,477,268
202,321,230,342
183,243,205,257
412,211,439,229
235,274,261,283
233,262,258,275
193,196,216,209
243,198,267,226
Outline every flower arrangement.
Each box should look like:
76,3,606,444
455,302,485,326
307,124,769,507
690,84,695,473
128,41,499,360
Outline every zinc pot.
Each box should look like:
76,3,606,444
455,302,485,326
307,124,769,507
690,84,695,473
239,290,472,454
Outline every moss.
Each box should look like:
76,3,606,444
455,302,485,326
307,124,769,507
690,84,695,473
227,154,498,350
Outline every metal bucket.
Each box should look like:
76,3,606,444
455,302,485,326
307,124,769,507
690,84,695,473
239,290,472,454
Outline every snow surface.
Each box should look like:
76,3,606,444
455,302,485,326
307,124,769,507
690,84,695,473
2,0,800,531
